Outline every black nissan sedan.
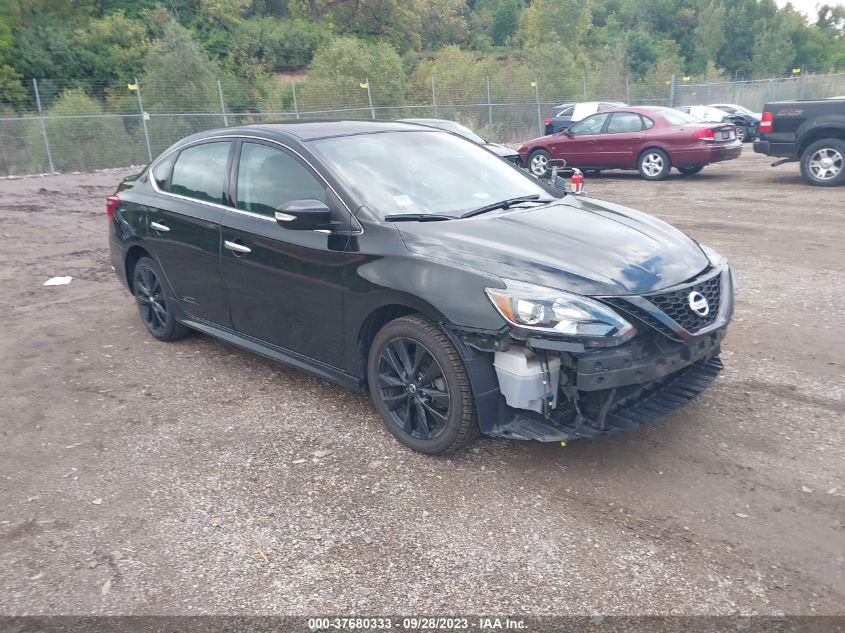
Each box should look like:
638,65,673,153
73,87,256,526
109,121,734,455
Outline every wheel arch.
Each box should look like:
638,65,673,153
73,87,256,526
124,245,151,292
798,127,845,157
637,144,671,162
355,300,446,386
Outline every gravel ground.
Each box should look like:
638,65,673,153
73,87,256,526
0,152,843,617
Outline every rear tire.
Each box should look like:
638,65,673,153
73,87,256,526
528,149,552,178
638,148,672,181
131,256,190,342
677,165,704,176
735,126,748,143
800,138,845,187
367,315,479,455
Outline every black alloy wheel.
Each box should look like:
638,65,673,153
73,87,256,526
132,256,189,341
368,315,478,454
376,337,451,441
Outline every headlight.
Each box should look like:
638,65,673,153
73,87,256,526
485,279,636,346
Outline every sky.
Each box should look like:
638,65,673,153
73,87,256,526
775,0,844,19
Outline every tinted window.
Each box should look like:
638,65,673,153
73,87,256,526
170,142,231,204
606,112,644,133
151,152,176,190
236,142,326,216
557,106,575,117
569,112,610,135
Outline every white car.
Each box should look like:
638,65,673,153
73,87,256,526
680,105,732,123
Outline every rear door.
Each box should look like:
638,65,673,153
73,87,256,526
219,140,351,369
599,112,645,167
549,112,610,167
145,140,231,326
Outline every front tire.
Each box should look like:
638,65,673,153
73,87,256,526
367,315,478,455
735,126,748,143
131,256,190,341
528,149,552,178
800,138,845,187
638,149,672,181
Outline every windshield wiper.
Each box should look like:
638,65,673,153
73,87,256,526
384,214,455,222
460,195,546,218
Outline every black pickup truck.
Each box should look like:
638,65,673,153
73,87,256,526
753,98,845,186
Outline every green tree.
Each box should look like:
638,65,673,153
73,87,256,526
690,0,726,74
516,0,591,50
300,37,406,110
141,19,223,151
490,0,520,45
751,16,796,76
419,0,469,50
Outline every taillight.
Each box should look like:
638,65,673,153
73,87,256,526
694,128,715,141
106,195,120,220
759,111,773,133
545,118,552,125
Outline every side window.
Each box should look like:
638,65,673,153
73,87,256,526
236,142,326,216
569,112,610,135
606,112,644,134
559,106,575,117
170,142,231,205
642,116,655,129
151,152,176,190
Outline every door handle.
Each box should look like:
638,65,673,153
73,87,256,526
150,221,170,232
224,240,251,254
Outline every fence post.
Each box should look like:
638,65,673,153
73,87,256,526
135,77,153,163
583,74,587,100
534,79,542,137
486,75,493,140
365,77,375,119
431,77,438,117
291,81,300,119
217,80,228,127
668,74,677,108
625,73,630,103
32,79,55,173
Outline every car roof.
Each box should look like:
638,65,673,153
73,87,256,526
202,120,428,142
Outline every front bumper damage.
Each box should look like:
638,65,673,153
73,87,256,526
444,265,733,443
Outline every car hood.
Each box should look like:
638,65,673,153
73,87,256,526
396,197,709,296
484,142,520,158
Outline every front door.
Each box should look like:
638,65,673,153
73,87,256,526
145,140,232,326
220,140,350,369
549,112,610,168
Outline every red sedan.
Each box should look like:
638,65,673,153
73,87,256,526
517,106,742,181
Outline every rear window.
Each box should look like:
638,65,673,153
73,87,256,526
660,109,699,125
170,141,231,205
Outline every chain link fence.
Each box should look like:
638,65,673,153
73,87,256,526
2,71,844,177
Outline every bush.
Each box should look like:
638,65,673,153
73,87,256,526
25,89,139,172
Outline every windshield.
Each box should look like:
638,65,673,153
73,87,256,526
310,131,551,219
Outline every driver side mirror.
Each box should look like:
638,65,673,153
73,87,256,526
562,128,574,138
275,199,332,230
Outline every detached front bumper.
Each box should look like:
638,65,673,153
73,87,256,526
448,265,733,443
